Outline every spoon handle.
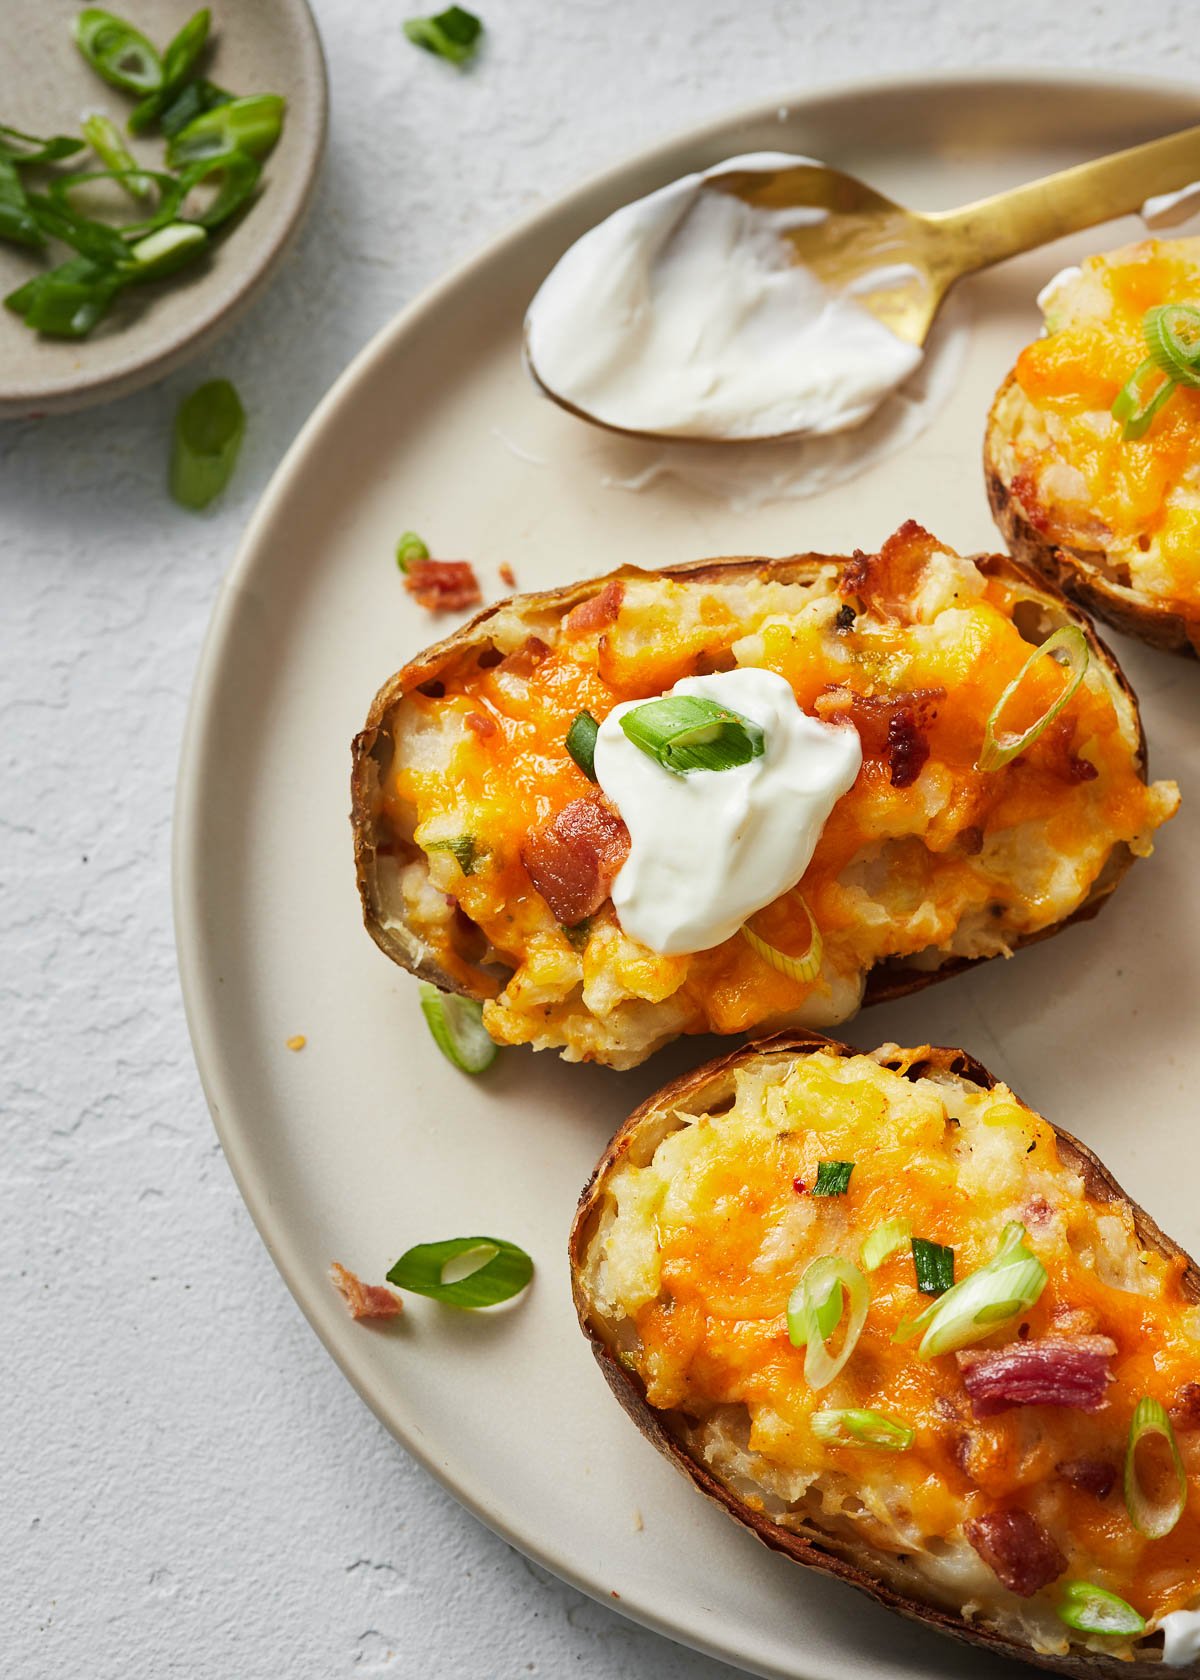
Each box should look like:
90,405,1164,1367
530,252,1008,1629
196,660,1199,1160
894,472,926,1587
928,123,1200,274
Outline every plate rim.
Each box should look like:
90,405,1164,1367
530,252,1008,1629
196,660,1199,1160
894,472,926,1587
173,65,1200,1680
0,0,329,418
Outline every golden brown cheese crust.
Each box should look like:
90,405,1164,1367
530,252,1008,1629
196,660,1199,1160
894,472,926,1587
569,1033,1200,1679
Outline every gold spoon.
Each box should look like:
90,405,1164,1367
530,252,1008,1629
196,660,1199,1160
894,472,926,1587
529,124,1200,444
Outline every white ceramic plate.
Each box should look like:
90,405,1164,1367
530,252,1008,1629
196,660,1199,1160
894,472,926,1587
175,73,1200,1680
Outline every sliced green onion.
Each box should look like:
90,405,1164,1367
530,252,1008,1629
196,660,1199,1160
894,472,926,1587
169,378,245,510
177,148,260,230
1112,355,1177,441
166,93,286,167
1057,1582,1145,1637
977,626,1089,773
740,897,823,985
860,1217,912,1272
0,124,85,165
911,1237,955,1295
418,982,498,1074
813,1160,854,1197
387,1236,532,1307
1124,1396,1187,1539
565,710,599,781
75,8,164,95
395,531,429,573
786,1256,869,1389
894,1221,1047,1359
81,112,154,202
1144,304,1200,390
426,835,480,875
48,166,182,232
157,78,231,140
129,8,212,133
6,256,122,338
403,5,484,63
812,1408,914,1451
621,694,765,776
26,192,130,264
0,158,43,249
788,1268,844,1346
125,220,208,279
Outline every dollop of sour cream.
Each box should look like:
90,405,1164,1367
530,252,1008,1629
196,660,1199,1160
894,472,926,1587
525,153,924,441
592,667,862,956
1158,1609,1200,1667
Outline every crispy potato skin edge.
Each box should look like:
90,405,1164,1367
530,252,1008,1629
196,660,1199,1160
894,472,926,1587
568,1031,1200,1677
350,547,1148,1012
984,370,1200,658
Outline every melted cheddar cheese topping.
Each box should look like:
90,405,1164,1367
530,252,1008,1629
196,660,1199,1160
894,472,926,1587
588,1049,1200,1655
379,528,1176,1068
995,238,1200,614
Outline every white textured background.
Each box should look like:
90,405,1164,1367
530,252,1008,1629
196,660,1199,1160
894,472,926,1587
3,3,1196,1676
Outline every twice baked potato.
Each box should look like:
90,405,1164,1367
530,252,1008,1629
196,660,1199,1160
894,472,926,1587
570,1033,1200,1674
986,239,1200,655
352,522,1176,1069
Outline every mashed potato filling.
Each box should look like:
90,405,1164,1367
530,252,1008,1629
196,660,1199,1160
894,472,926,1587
995,238,1200,613
380,530,1176,1067
587,1048,1200,1659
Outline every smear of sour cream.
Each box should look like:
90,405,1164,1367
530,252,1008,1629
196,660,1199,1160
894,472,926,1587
525,153,924,442
592,667,862,956
1158,1608,1200,1667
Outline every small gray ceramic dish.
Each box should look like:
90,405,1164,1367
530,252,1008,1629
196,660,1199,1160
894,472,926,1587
0,0,327,419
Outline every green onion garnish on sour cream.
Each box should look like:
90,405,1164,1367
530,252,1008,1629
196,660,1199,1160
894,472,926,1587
620,694,765,776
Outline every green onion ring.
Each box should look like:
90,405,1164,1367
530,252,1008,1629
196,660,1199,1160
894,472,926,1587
1057,1582,1145,1637
860,1217,911,1273
787,1256,869,1389
740,897,822,984
977,625,1089,773
1124,1396,1187,1539
811,1408,914,1451
418,982,498,1074
75,8,164,95
1144,304,1200,390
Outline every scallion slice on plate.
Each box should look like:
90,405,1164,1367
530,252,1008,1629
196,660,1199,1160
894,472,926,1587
75,8,164,95
395,531,429,573
740,896,822,984
130,8,213,133
893,1221,1046,1359
860,1217,911,1272
166,93,285,167
126,220,208,279
1057,1582,1145,1637
565,710,599,781
418,982,498,1074
786,1256,869,1389
81,112,154,202
170,378,245,510
1124,1396,1187,1539
811,1408,914,1451
403,6,484,64
0,159,43,250
621,694,765,776
0,124,86,165
387,1236,532,1307
976,625,1089,772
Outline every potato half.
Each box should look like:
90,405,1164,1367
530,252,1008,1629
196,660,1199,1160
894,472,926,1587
570,1033,1200,1675
352,524,1176,1068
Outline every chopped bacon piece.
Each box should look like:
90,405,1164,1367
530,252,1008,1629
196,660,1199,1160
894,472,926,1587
1171,1382,1200,1431
839,520,944,620
964,1509,1067,1597
815,686,942,790
565,580,624,637
957,1335,1116,1418
498,562,516,588
521,796,630,926
885,704,929,789
465,709,498,741
404,558,482,613
1010,470,1051,534
329,1262,403,1322
1056,1457,1117,1500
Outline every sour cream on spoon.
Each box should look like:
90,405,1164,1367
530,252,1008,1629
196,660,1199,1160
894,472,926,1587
592,667,862,956
525,153,924,442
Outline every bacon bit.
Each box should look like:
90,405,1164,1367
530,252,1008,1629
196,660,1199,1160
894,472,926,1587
286,1034,307,1051
838,520,944,621
1010,470,1051,534
329,1262,403,1322
958,825,984,855
792,1176,808,1195
957,1335,1117,1418
964,1509,1067,1597
1170,1382,1200,1431
1050,1303,1099,1336
565,579,624,637
404,558,482,613
1022,1194,1054,1229
498,562,516,588
885,704,930,789
815,687,942,792
521,796,631,926
498,635,551,677
1039,715,1099,784
1056,1456,1117,1500
465,710,498,741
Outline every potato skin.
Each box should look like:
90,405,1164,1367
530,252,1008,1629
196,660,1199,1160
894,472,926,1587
569,1031,1200,1679
351,546,1148,1014
985,371,1200,658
